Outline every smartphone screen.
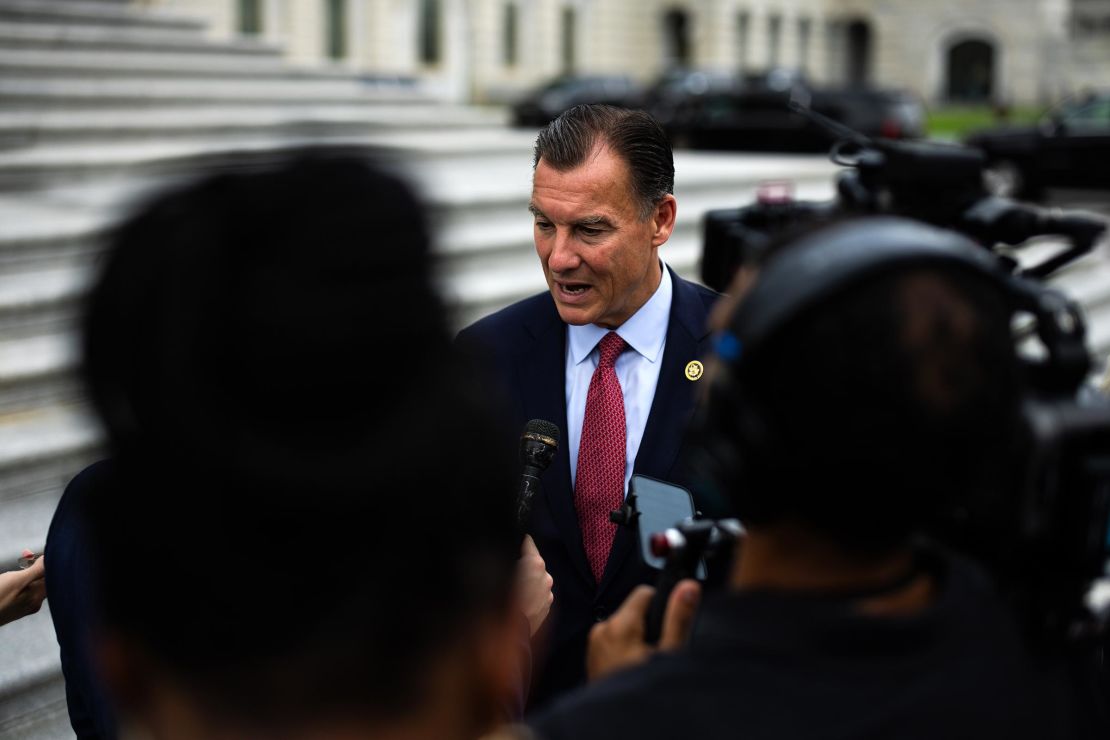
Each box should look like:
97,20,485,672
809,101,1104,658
630,475,702,573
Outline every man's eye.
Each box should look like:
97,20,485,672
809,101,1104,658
535,221,553,231
580,226,602,238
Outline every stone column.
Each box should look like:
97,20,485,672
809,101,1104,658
747,3,769,71
347,0,367,69
824,16,844,86
808,10,828,84
696,0,736,69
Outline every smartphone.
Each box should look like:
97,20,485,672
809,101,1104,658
629,474,705,577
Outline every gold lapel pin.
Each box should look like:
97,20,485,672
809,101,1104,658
684,360,704,381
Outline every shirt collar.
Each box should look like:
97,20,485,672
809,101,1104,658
568,262,673,365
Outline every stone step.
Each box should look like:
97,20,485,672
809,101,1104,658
0,127,525,191
0,197,111,279
0,606,71,740
369,126,544,164
0,332,83,417
0,262,89,339
0,135,399,191
0,0,205,31
0,19,279,56
0,77,430,109
0,403,101,553
0,47,365,81
0,105,508,149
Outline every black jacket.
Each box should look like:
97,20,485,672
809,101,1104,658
534,549,1097,740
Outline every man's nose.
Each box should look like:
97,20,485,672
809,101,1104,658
547,230,580,274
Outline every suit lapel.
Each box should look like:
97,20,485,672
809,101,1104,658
599,270,713,595
633,271,709,484
520,299,595,589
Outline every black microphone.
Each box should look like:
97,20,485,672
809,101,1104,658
517,419,560,534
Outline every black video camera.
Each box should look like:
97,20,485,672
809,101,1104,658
702,102,1107,291
699,101,1110,646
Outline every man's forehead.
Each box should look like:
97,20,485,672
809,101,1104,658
531,146,633,213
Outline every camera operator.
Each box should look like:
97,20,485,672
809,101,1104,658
532,217,1098,739
46,154,550,740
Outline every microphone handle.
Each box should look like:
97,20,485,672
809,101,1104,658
516,466,542,535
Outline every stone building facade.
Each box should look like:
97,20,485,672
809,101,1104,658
143,0,1110,105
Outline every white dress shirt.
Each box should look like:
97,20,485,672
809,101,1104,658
566,264,673,495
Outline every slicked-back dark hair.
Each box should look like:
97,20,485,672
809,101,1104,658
81,152,518,726
533,104,674,219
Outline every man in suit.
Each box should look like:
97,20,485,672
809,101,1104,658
457,104,719,708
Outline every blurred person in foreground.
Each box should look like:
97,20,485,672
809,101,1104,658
457,104,718,708
532,217,1096,739
48,153,548,740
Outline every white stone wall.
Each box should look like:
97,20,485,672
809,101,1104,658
467,0,566,102
1060,0,1110,98
136,0,1107,105
866,0,1072,106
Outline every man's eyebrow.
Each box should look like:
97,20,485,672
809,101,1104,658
525,206,614,229
576,215,615,229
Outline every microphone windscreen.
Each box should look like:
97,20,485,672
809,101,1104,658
523,418,560,446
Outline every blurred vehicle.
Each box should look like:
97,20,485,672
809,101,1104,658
813,88,925,140
638,67,739,131
511,75,645,127
965,91,1110,200
666,69,924,152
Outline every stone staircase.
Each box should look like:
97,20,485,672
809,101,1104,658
0,2,1105,739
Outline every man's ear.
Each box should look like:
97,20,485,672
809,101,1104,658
650,194,678,247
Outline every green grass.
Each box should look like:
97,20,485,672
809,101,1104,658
926,105,1043,140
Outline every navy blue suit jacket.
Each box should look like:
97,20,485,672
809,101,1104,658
456,268,718,709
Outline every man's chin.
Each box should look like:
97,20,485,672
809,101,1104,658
551,297,595,327
555,308,594,326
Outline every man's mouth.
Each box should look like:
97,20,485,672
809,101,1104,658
556,281,591,297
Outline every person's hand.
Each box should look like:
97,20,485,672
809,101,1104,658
586,579,701,682
517,535,554,638
0,550,46,627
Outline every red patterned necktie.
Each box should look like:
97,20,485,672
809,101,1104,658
575,331,628,585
